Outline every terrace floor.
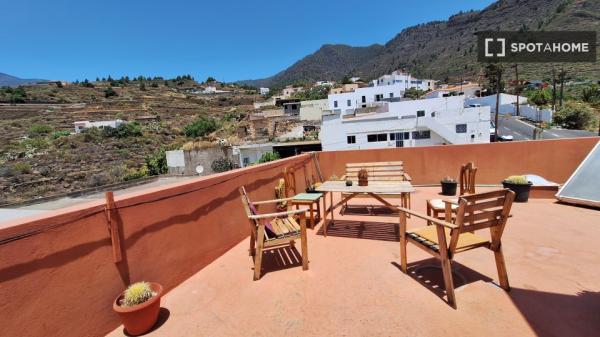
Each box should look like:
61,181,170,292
107,187,600,337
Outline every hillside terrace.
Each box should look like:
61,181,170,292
0,137,599,337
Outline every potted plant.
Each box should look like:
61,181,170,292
113,281,163,336
345,179,353,186
502,175,532,202
358,168,369,186
440,176,457,196
306,183,319,193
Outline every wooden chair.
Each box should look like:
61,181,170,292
427,162,477,220
398,189,515,308
284,167,324,229
239,186,309,280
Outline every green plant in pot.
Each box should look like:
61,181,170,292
502,175,532,202
113,281,164,336
440,176,457,196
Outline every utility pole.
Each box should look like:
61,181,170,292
513,63,520,117
559,68,565,108
551,68,557,111
494,66,502,142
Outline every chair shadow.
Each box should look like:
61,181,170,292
123,307,170,336
256,245,303,277
340,204,399,217
508,289,600,337
317,219,399,242
391,259,493,307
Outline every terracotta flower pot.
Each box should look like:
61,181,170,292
113,282,163,336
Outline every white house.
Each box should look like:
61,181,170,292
374,70,435,91
74,119,125,133
233,143,274,167
282,85,304,98
320,96,490,151
259,87,270,96
328,83,406,114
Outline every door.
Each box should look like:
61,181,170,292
393,132,410,147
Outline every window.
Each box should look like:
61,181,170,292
347,135,356,144
389,92,394,98
404,132,410,140
334,101,338,108
347,99,351,107
361,96,366,103
412,131,431,139
417,110,425,117
243,157,250,166
390,133,395,140
456,124,467,133
367,133,387,142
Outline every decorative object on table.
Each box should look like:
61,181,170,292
502,175,532,202
345,180,353,186
440,176,457,196
358,168,369,186
113,281,163,336
306,183,319,193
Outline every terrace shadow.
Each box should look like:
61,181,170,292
316,219,399,242
256,245,303,278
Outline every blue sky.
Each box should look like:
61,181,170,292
0,0,495,82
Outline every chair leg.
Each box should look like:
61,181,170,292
253,227,265,281
300,215,309,271
440,258,456,308
249,230,256,256
494,246,510,291
399,212,408,273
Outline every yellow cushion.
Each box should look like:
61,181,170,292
428,198,458,211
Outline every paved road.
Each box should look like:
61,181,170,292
494,115,597,141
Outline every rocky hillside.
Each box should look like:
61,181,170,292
0,72,47,87
242,0,600,87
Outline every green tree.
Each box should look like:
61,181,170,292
28,124,53,137
528,88,552,107
403,87,425,100
258,151,280,163
581,85,600,104
553,101,597,130
145,148,168,175
184,116,219,138
206,76,216,83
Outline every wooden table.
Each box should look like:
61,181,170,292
316,180,415,237
291,192,323,229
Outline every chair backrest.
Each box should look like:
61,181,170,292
239,186,257,228
344,161,409,182
283,167,297,197
459,162,477,195
449,189,515,253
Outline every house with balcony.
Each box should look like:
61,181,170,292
321,95,490,151
374,70,436,91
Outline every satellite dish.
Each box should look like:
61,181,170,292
195,165,204,175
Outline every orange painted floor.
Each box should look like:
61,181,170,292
107,187,600,337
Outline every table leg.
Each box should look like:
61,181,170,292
309,203,315,229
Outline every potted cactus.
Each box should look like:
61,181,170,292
502,175,532,202
113,281,163,336
358,168,369,186
440,176,457,196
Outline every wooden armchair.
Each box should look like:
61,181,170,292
427,162,477,220
398,189,515,308
239,186,309,280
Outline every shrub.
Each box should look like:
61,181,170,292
52,130,71,139
28,124,53,137
21,137,50,149
211,157,238,173
122,281,154,307
101,122,142,138
123,166,149,181
13,162,32,174
145,148,168,176
553,101,597,130
504,175,529,185
104,86,118,98
404,87,426,100
527,88,552,107
184,116,219,138
82,127,102,142
258,151,280,163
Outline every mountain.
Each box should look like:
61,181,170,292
0,72,47,87
240,44,384,89
240,0,600,88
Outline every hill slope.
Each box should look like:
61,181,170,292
242,0,600,87
0,72,47,87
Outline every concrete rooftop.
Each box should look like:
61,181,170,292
107,187,600,337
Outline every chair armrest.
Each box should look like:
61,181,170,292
403,173,412,181
443,199,459,205
397,206,457,229
248,208,308,220
251,197,294,205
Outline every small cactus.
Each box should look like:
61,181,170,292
122,281,155,307
505,175,529,185
441,176,456,183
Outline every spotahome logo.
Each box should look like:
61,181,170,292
477,31,596,63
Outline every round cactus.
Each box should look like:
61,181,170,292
122,281,155,307
505,175,529,185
